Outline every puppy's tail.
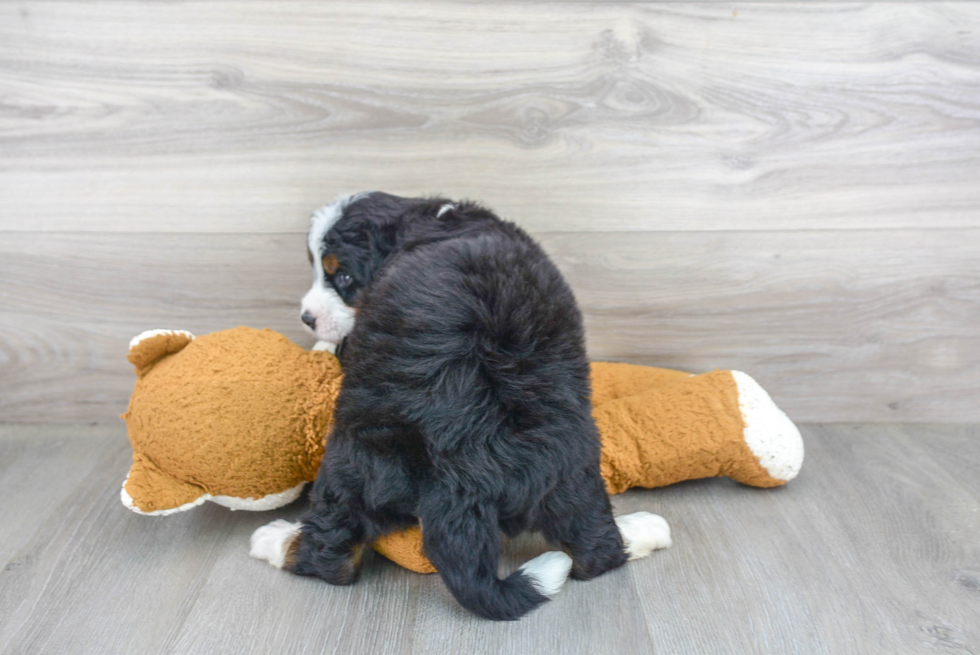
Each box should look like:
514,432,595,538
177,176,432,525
420,497,572,621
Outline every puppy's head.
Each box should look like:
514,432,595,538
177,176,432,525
300,192,409,344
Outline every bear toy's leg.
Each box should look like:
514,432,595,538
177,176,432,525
592,368,803,493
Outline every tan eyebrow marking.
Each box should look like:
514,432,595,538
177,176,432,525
322,254,340,275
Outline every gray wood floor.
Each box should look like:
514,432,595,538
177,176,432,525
1,423,977,654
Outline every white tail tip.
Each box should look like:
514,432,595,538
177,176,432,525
518,551,574,597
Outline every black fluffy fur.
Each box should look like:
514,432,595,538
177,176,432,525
290,193,629,620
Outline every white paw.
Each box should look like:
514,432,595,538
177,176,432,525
249,519,301,569
616,512,672,560
518,551,574,597
312,340,337,354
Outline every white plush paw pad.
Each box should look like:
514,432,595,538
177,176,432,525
616,512,672,560
731,370,804,482
311,340,337,354
518,551,574,597
249,520,301,569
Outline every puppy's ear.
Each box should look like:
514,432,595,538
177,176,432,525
367,221,400,262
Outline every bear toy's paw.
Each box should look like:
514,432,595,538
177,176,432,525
731,370,804,483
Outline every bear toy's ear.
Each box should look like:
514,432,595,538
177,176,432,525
127,329,195,376
121,454,208,515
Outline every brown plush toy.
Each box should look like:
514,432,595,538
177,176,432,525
121,326,803,574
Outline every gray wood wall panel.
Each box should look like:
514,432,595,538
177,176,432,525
2,2,979,423
1,2,978,233
1,229,977,423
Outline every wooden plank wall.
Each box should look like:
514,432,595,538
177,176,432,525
1,2,978,423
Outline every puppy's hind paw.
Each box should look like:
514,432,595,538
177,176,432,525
250,519,301,569
615,512,672,560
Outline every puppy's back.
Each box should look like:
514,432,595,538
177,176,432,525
342,214,596,459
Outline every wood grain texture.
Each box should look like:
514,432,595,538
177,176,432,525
1,423,977,654
2,229,977,423
1,2,979,232
911,424,980,501
2,2,979,422
0,231,315,423
553,229,980,423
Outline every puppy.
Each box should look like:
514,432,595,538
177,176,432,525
251,192,670,620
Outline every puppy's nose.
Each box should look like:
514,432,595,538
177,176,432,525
301,311,317,329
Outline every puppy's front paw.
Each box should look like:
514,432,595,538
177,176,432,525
312,341,337,354
615,512,672,560
250,519,301,569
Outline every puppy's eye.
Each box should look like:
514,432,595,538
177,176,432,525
334,273,353,289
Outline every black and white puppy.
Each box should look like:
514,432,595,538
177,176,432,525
251,192,670,620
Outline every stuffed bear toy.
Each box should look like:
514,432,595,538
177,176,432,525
121,326,803,573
